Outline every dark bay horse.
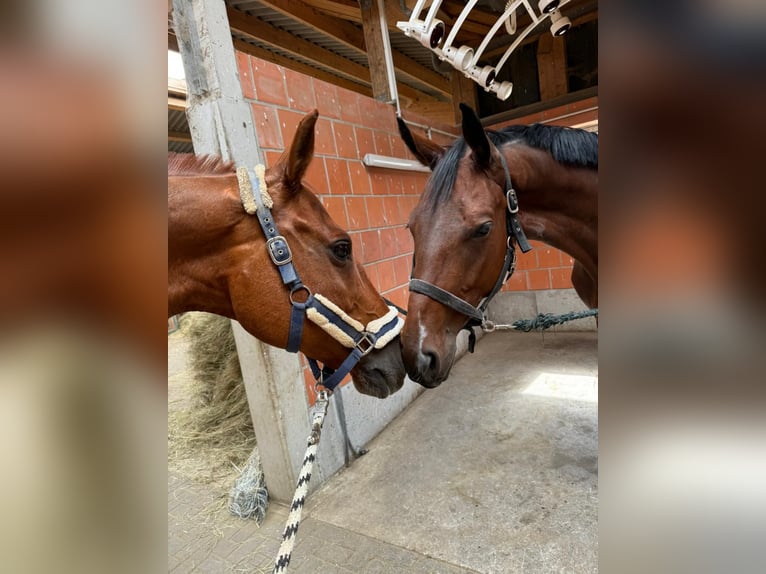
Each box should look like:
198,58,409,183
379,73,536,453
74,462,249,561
169,110,405,398
398,104,597,387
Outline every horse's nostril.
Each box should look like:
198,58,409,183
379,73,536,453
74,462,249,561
418,349,439,375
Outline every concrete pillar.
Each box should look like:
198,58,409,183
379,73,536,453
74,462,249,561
170,0,309,501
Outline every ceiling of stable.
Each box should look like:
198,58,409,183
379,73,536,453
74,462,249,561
169,0,597,128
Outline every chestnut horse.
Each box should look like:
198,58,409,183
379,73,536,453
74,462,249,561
398,104,597,387
169,110,405,398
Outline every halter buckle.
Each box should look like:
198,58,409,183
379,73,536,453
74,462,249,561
506,188,519,214
266,236,293,265
355,333,375,356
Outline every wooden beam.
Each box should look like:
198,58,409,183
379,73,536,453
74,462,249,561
232,39,373,98
259,0,364,50
168,130,192,142
360,0,394,101
227,7,373,86
228,9,437,103
168,95,187,111
450,70,477,124
168,32,179,52
536,33,568,101
253,0,450,97
168,77,187,96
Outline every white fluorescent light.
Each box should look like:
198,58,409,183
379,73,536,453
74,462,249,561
362,153,430,173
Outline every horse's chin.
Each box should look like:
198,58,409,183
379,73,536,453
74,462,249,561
351,366,402,398
350,341,406,398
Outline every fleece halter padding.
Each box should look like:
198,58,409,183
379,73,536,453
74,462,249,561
306,294,403,350
237,165,272,214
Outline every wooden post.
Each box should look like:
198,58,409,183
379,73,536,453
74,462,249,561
360,0,396,102
536,33,568,101
451,70,478,124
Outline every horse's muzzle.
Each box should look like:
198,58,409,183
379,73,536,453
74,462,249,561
351,337,406,398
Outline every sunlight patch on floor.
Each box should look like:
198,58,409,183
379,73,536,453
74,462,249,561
523,372,598,402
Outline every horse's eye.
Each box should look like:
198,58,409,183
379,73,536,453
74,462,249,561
331,240,352,262
473,222,493,238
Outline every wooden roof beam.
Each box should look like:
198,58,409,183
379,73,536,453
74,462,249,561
227,8,438,104
256,0,451,97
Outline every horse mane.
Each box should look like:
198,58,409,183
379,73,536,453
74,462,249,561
425,124,598,208
168,153,235,176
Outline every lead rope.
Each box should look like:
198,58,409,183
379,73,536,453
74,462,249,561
483,308,599,333
273,389,330,574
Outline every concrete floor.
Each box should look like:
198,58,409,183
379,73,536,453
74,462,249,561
306,331,598,574
168,330,597,573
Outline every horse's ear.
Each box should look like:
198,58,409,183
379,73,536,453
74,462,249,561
397,117,444,169
284,109,318,192
460,103,491,167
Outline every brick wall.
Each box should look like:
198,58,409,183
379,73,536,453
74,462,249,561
236,50,596,398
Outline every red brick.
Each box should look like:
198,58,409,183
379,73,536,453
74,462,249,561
333,122,358,159
236,52,256,100
325,158,350,195
504,271,527,291
251,58,287,106
366,196,386,226
347,161,372,195
304,368,317,406
337,87,361,124
364,263,379,290
376,259,398,292
537,247,563,268
394,226,413,254
550,267,574,289
304,156,328,194
393,255,411,286
355,127,375,157
390,135,407,158
284,68,316,112
360,230,382,263
358,97,382,129
383,196,402,225
516,250,538,271
369,169,389,195
387,176,405,196
314,79,342,119
379,228,399,259
321,196,348,228
385,286,409,310
527,269,551,290
345,196,369,230
314,118,336,155
250,103,283,149
373,130,392,156
278,108,306,151
264,150,284,169
412,173,429,194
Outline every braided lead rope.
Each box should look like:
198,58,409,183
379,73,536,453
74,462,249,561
273,390,330,574
483,308,599,333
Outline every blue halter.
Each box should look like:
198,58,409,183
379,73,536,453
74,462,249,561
238,166,401,392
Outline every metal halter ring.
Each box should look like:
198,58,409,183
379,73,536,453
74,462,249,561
355,333,375,356
289,284,312,305
482,319,496,333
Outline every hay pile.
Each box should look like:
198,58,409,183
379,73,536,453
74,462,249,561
168,312,258,492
